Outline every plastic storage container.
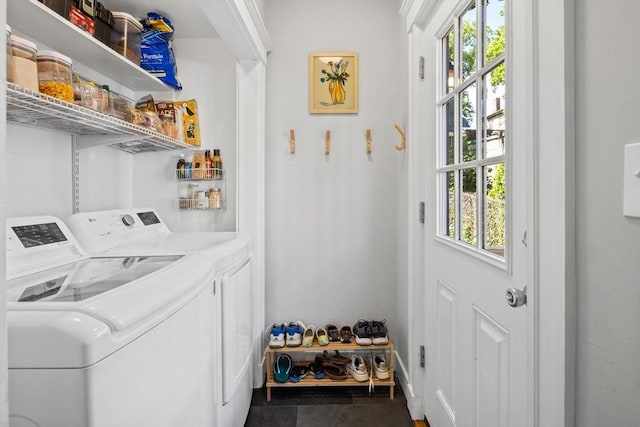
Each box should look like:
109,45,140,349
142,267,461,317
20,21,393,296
104,88,132,121
38,0,72,19
72,73,108,113
94,2,114,45
6,25,13,83
111,12,142,65
37,50,73,102
69,0,95,35
10,35,39,92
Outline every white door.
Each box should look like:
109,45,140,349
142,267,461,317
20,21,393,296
421,0,532,426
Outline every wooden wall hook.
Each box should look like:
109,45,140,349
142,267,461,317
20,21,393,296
394,124,406,151
366,129,372,154
289,129,296,154
325,130,331,155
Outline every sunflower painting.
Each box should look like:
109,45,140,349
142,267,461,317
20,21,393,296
309,52,359,114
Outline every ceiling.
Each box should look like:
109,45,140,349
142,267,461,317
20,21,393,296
103,0,219,39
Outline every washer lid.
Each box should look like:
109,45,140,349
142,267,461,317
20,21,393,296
7,253,214,368
7,255,182,303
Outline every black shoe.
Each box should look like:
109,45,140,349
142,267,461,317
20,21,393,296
353,319,372,345
371,319,389,344
326,324,341,342
339,326,352,343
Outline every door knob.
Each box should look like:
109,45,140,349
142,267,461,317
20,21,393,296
505,286,527,308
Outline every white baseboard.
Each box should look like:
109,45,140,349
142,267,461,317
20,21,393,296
394,350,424,420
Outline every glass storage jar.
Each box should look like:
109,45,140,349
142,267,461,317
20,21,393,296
37,50,73,102
10,35,39,92
6,25,13,83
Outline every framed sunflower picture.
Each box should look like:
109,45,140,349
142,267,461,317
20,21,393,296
309,52,359,114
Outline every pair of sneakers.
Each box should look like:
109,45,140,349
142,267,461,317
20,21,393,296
352,319,389,345
268,321,306,348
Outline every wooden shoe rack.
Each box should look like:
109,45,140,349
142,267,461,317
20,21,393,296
265,340,395,401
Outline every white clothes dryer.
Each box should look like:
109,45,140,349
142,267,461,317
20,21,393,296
65,208,258,427
6,216,216,427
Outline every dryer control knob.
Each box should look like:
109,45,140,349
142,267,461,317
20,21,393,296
121,214,135,227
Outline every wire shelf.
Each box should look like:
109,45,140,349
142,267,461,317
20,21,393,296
6,83,192,153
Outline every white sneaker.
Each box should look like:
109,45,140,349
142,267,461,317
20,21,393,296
268,323,286,348
347,355,369,382
372,353,390,379
285,321,305,347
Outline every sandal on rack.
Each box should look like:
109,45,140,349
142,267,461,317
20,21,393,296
289,365,308,383
322,362,348,380
273,353,293,383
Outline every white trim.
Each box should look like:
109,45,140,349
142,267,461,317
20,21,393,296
530,0,576,425
0,3,8,425
236,59,267,388
199,0,269,62
401,0,442,32
394,351,423,420
245,0,272,55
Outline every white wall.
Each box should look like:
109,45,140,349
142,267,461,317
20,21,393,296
574,1,640,425
6,126,73,219
264,0,407,343
78,38,238,232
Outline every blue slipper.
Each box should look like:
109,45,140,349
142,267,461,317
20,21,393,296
274,353,293,383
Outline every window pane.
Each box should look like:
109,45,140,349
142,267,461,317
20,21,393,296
445,99,455,165
446,171,455,238
484,0,505,65
461,168,477,246
483,63,505,158
446,28,455,93
461,83,477,162
461,1,477,81
484,163,505,256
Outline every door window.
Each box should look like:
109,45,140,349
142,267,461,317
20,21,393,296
437,0,506,259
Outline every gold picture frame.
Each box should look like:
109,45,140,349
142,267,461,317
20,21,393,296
309,52,359,114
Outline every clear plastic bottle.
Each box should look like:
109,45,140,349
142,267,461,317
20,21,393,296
209,187,222,209
204,149,213,179
212,149,223,180
185,153,193,179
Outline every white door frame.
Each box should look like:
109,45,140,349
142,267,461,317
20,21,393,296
401,0,576,425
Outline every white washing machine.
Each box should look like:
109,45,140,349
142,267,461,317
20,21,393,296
65,208,257,427
6,216,216,427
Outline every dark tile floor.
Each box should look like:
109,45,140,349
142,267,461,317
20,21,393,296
244,379,414,427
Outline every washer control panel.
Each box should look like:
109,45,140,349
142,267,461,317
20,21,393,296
65,208,171,254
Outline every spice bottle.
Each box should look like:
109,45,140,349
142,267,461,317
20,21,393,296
209,188,222,209
37,50,73,102
204,149,213,179
176,153,186,179
185,153,193,179
10,35,39,92
212,149,223,180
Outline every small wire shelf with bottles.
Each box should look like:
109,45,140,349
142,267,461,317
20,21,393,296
175,195,225,211
175,168,224,181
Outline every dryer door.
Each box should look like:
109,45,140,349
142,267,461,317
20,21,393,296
220,257,253,404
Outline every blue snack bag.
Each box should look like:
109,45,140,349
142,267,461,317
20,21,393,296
140,13,182,90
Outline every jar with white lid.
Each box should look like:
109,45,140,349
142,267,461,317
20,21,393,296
6,25,13,83
10,34,39,92
111,11,143,65
37,50,73,103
